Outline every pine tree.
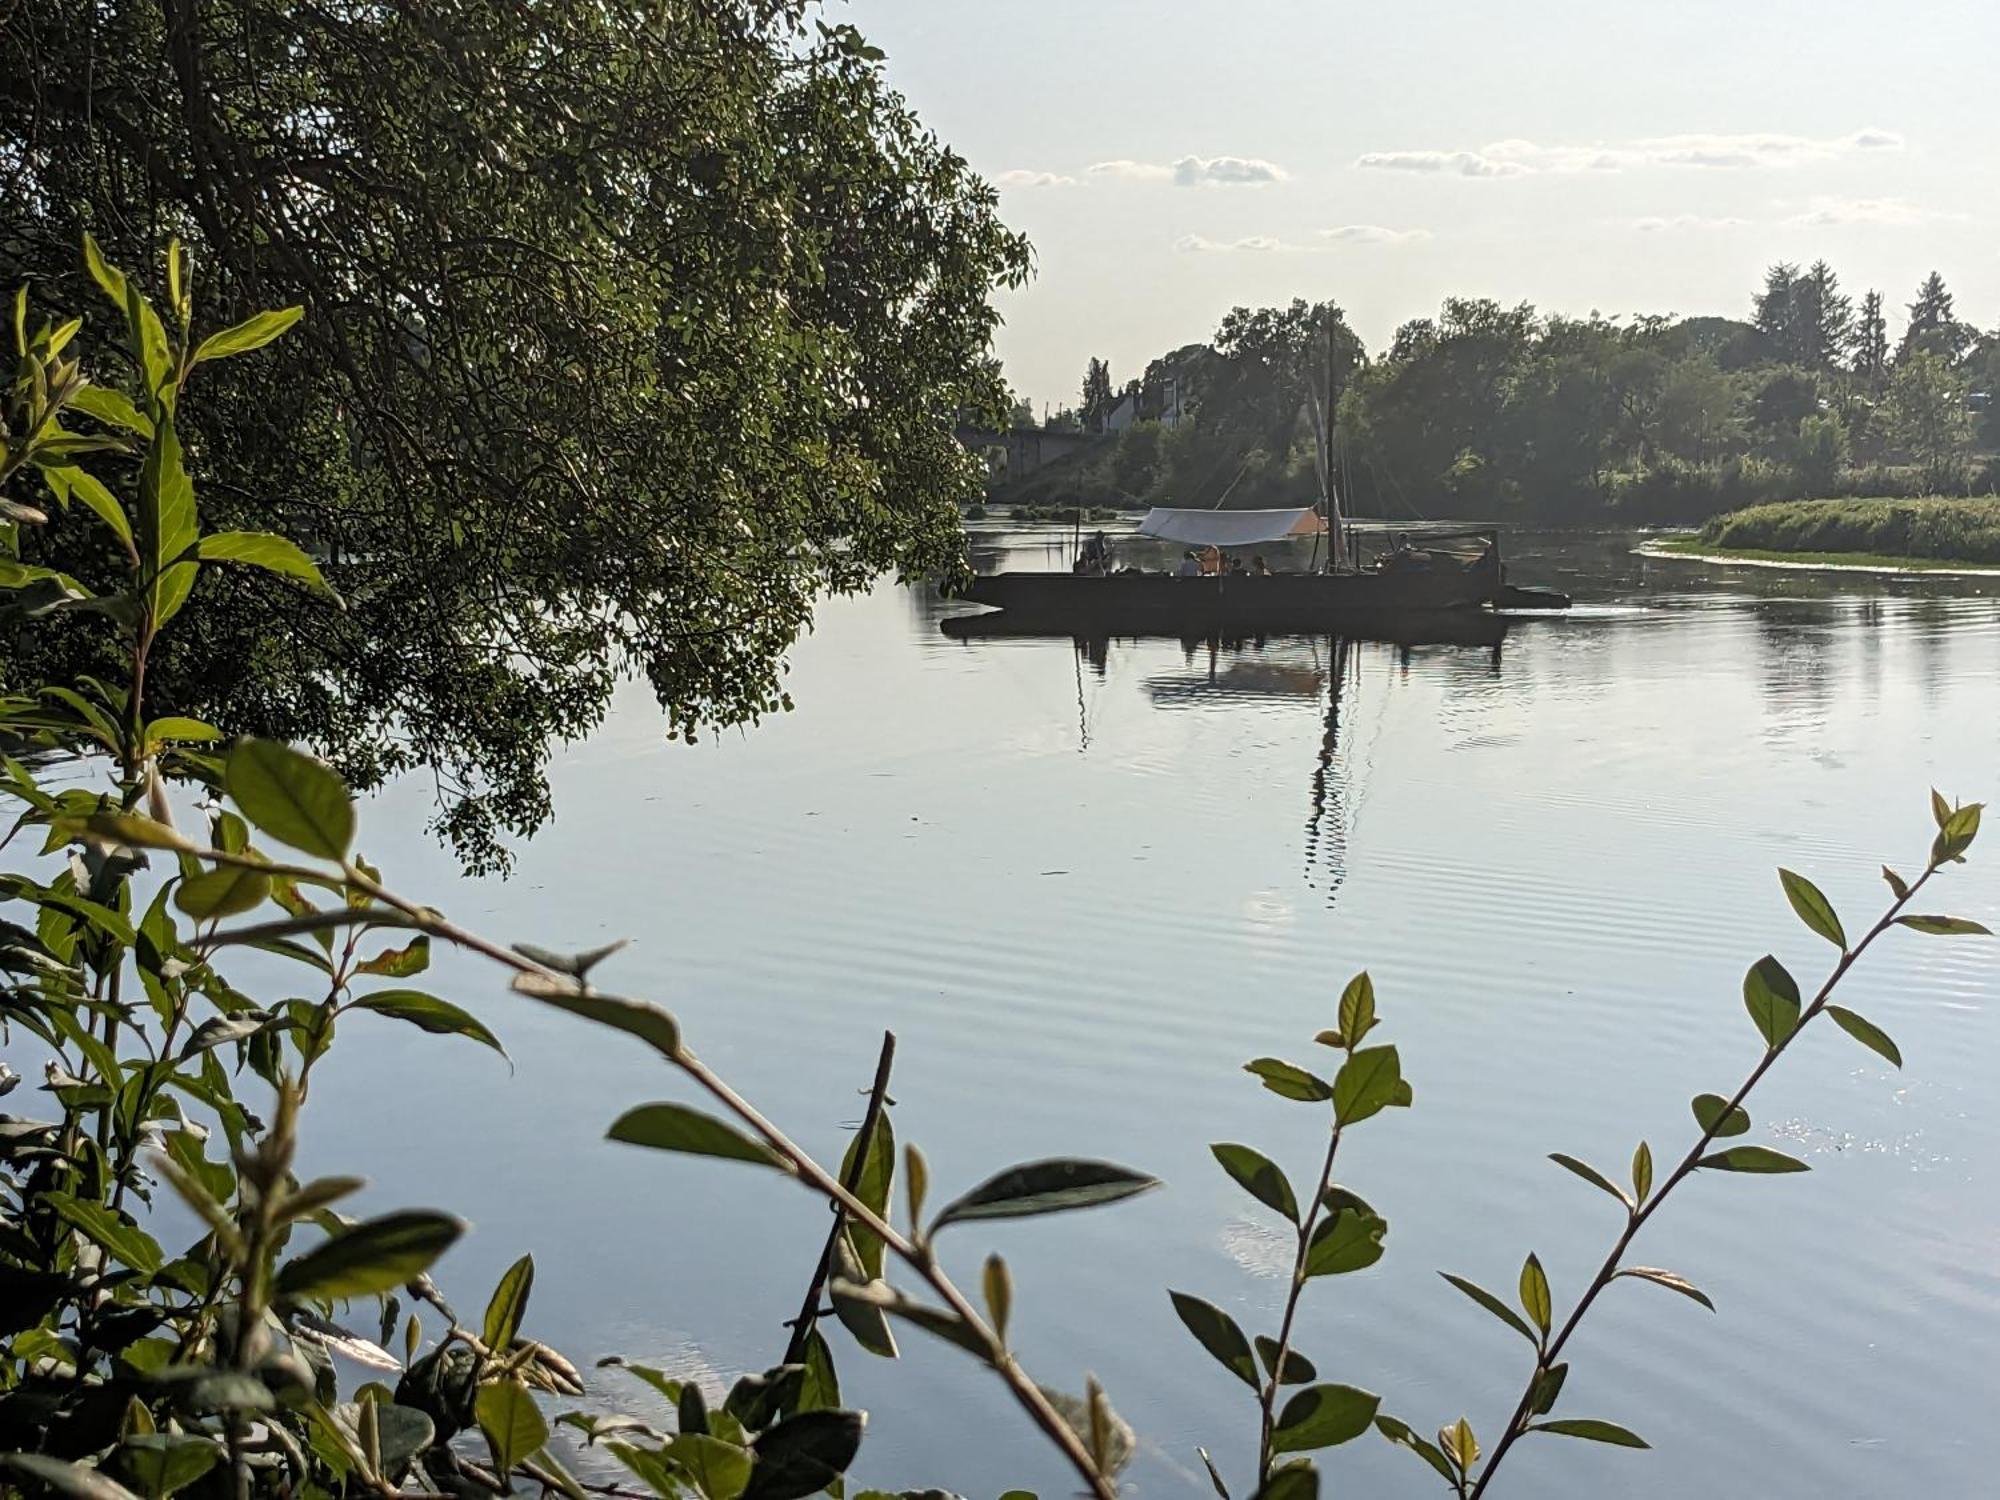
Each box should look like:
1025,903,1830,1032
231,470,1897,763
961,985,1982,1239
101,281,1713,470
1801,260,1852,369
1752,262,1802,361
1079,357,1115,431
1899,271,1970,363
1853,290,1889,389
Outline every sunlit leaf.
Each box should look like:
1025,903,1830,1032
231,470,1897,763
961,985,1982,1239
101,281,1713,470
1825,1005,1902,1067
1529,1418,1649,1448
226,739,354,860
1519,1254,1551,1335
1332,1044,1408,1124
1244,1057,1330,1103
483,1254,535,1352
1615,1266,1714,1311
1440,1272,1537,1344
475,1378,548,1476
274,1211,463,1301
1303,1208,1386,1277
1897,914,1990,936
1547,1152,1632,1211
1690,1092,1750,1138
1778,868,1845,949
1336,971,1376,1045
191,307,304,366
1741,955,1800,1049
350,990,505,1059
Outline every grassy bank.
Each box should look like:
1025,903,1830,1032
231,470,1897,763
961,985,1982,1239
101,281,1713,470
1691,497,2000,567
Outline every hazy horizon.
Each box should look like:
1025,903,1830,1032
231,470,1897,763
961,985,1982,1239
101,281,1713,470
845,0,2000,411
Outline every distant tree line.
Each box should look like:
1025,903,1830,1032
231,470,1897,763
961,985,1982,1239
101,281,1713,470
1001,265,1999,524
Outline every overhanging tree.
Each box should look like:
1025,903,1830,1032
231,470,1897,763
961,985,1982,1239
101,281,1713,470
0,0,1030,868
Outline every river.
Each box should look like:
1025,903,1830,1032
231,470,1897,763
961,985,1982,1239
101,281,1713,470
308,530,1999,1500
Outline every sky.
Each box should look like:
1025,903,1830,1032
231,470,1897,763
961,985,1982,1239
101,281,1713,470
842,0,2000,410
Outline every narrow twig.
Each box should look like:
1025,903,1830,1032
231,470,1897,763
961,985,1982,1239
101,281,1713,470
1257,1117,1343,1481
784,1030,896,1363
1466,864,1937,1497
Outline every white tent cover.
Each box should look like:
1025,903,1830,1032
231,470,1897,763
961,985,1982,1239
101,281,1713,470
1137,506,1327,546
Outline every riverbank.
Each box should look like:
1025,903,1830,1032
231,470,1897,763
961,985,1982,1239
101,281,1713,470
1640,534,2000,576
1680,496,2000,572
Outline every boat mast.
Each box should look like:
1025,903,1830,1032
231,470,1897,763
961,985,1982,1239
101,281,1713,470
1309,311,1347,574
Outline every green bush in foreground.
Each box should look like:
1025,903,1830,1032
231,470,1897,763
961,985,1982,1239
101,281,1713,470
1699,496,2000,564
0,243,1991,1500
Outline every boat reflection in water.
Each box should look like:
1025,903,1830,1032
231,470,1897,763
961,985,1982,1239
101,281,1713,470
940,612,1507,906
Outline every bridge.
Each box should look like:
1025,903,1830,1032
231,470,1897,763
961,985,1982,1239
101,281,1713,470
955,423,1100,481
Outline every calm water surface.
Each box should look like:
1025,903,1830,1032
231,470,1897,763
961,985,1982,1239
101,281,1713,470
310,532,1999,1499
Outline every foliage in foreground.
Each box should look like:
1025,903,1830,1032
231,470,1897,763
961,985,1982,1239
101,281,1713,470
1,0,1031,870
0,248,1991,1500
1698,496,2000,565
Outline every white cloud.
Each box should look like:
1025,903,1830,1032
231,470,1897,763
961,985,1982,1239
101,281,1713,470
1090,154,1288,186
1173,154,1288,186
1354,149,1529,178
1319,224,1431,245
1784,196,1959,227
1174,233,1298,253
1088,159,1175,182
1630,213,1750,232
1175,225,1428,254
993,169,1078,189
1358,128,1905,178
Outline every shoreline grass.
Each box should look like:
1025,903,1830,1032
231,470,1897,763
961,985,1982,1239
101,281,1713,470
1686,496,2000,570
1643,534,2000,575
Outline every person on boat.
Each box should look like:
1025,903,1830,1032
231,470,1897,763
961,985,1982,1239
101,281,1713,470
1080,530,1112,575
1251,555,1271,576
1177,550,1201,577
1199,544,1222,576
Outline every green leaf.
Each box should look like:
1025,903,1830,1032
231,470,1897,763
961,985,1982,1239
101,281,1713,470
350,989,505,1059
194,532,338,602
145,716,223,747
1374,1416,1456,1485
982,1254,1012,1345
1249,1461,1317,1500
109,1435,220,1500
1897,914,1991,936
1547,1153,1632,1211
1631,1140,1654,1203
226,739,354,860
0,1454,142,1500
1530,1418,1649,1448
608,1102,785,1169
1271,1383,1381,1453
1166,1290,1258,1389
47,1192,163,1275
83,234,129,310
174,863,271,921
1332,1044,1408,1124
356,935,430,978
475,1378,548,1476
1826,1005,1902,1067
68,384,154,438
1691,1093,1750,1138
510,975,681,1059
1615,1266,1715,1311
930,1157,1158,1230
1336,971,1376,1045
1699,1146,1809,1174
1742,955,1801,1050
829,1279,985,1358
1529,1362,1569,1416
1302,1208,1387,1277
1882,865,1910,900
191,307,304,366
1931,788,1952,828
75,811,198,853
743,1409,865,1500
1254,1335,1316,1385
275,1210,464,1301
839,1108,896,1280
138,417,197,625
1244,1057,1330,1102
1440,1272,1537,1344
1211,1142,1298,1224
798,1329,840,1412
45,466,133,552
1778,869,1845,949
1519,1254,1552,1335
1440,1417,1480,1471
483,1254,535,1352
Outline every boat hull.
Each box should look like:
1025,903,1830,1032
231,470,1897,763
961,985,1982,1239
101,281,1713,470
953,568,1506,634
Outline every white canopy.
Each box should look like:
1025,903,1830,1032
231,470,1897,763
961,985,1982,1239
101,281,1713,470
1137,507,1327,547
